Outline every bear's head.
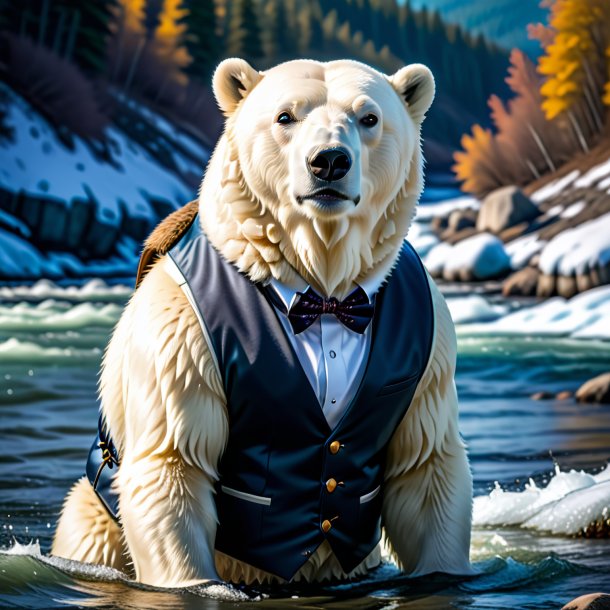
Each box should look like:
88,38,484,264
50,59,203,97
199,58,434,298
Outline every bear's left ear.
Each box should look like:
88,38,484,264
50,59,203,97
388,64,435,123
213,58,263,116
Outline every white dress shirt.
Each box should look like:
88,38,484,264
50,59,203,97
268,268,387,429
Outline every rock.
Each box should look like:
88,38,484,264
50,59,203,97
576,373,610,404
64,196,94,250
431,214,448,234
531,391,554,400
82,188,122,258
448,208,477,233
502,267,540,297
442,226,478,245
556,391,573,400
477,185,539,234
443,233,511,282
557,274,578,299
37,195,69,248
561,593,610,610
537,273,556,298
499,221,530,243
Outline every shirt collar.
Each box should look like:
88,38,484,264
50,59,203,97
267,257,391,311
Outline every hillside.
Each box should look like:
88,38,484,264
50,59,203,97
405,0,547,59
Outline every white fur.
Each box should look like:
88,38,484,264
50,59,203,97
52,58,472,587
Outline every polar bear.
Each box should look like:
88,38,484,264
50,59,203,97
52,58,472,590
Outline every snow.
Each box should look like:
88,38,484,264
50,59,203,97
0,227,139,280
505,232,546,270
426,232,511,280
454,285,610,340
0,83,204,233
538,212,610,276
473,465,610,536
447,295,508,324
574,157,610,188
560,200,585,218
530,169,580,203
415,195,479,221
407,220,440,257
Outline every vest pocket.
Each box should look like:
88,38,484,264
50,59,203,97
376,373,419,397
220,485,272,506
216,485,269,546
357,484,383,544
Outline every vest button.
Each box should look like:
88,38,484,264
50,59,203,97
326,478,337,493
329,440,341,454
321,519,332,533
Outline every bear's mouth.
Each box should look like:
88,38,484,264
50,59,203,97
297,189,360,205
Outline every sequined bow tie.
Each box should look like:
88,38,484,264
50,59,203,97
287,286,374,335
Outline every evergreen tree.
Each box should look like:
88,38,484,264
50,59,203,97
265,0,298,59
227,0,263,61
179,0,220,80
0,0,118,75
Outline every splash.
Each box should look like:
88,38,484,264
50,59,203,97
474,464,610,536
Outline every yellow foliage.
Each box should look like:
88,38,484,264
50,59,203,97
117,0,191,85
537,0,610,119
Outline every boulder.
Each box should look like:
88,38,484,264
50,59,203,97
37,195,69,248
502,267,540,297
477,186,539,234
576,373,610,404
448,208,477,233
562,593,610,610
442,233,511,282
443,226,478,245
64,196,94,250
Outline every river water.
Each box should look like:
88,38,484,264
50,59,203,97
0,278,609,610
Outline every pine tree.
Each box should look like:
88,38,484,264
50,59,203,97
227,0,263,61
179,0,220,81
265,0,298,59
154,0,191,80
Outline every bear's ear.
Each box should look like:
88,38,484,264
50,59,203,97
388,64,435,123
213,58,263,116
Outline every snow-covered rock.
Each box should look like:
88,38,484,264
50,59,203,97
530,169,580,203
0,83,207,274
455,284,610,340
415,195,479,222
446,295,508,324
426,232,511,281
505,232,546,270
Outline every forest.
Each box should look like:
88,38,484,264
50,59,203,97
0,0,513,167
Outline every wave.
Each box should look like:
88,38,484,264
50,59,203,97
0,279,131,303
473,464,610,536
0,301,121,331
0,338,101,363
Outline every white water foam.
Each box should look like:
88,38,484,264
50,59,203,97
474,464,610,535
0,279,132,303
0,338,101,363
0,301,121,331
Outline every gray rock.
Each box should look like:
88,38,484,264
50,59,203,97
448,208,477,233
477,186,539,234
38,195,69,247
576,373,610,404
64,196,94,250
82,187,122,258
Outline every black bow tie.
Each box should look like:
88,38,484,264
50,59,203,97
287,286,374,335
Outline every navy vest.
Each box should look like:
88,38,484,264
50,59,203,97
166,216,434,581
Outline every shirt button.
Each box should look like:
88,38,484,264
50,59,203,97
331,398,336,404
321,519,332,533
329,350,336,359
326,478,337,493
329,441,341,454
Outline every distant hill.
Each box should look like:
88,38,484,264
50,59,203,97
404,0,548,59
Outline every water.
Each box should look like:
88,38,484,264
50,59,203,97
1,282,610,609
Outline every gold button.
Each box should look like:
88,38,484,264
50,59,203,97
321,519,332,533
329,441,341,454
326,478,337,493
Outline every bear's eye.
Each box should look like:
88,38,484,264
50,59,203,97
276,111,294,125
360,113,379,127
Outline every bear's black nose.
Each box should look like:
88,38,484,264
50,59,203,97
309,148,352,182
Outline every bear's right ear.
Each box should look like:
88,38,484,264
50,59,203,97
213,58,263,116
